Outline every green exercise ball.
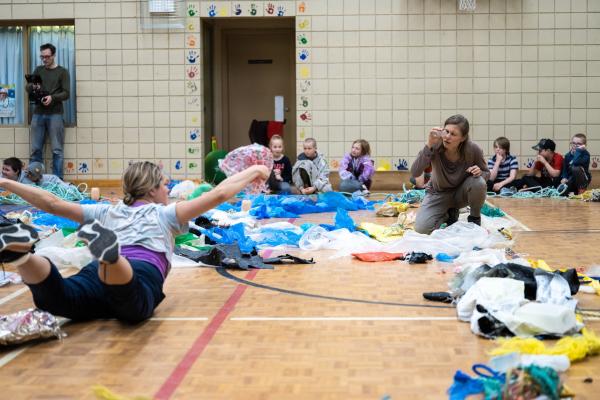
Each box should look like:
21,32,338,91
204,149,228,185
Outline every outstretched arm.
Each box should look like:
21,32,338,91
0,178,84,222
175,165,269,224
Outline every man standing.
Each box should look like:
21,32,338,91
27,43,70,179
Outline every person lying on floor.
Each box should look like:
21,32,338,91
0,161,269,323
2,158,69,189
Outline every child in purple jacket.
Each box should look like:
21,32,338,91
338,139,375,194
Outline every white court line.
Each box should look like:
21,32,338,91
485,200,532,232
149,317,209,321
0,287,28,306
0,347,29,368
230,316,456,321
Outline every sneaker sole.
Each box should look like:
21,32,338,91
0,223,39,253
77,220,120,264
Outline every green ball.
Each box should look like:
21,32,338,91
204,150,228,184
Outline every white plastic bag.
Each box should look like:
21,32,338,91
169,180,197,199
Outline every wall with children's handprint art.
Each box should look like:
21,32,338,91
2,0,600,185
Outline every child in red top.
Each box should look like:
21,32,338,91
513,138,563,190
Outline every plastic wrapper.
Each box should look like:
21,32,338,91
35,246,94,269
169,180,197,199
0,309,64,345
218,144,273,193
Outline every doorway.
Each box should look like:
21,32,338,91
202,18,296,159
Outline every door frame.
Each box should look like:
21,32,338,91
202,18,296,154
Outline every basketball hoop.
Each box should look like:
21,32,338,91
458,0,476,12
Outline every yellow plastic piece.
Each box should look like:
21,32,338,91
489,328,600,362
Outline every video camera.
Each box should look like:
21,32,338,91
25,74,50,105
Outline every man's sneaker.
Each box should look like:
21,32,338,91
446,208,459,226
76,220,120,264
0,222,39,263
467,215,481,226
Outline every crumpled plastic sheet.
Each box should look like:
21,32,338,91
218,144,274,194
215,192,372,218
0,308,64,345
35,246,93,270
299,221,511,259
458,277,582,338
169,180,196,199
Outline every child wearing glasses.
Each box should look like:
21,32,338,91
513,138,564,191
559,133,591,195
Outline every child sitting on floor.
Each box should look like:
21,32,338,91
292,138,332,194
560,133,591,195
513,138,563,191
266,135,294,194
338,139,374,195
487,136,518,193
0,161,269,323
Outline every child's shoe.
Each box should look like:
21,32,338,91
360,184,370,197
556,183,568,195
76,220,120,264
0,221,38,264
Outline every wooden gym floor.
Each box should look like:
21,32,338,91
0,192,599,399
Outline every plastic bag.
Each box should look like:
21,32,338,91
0,309,64,345
35,246,93,269
219,144,273,193
169,180,197,199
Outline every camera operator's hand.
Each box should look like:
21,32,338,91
41,95,53,106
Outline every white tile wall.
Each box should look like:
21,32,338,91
2,0,600,180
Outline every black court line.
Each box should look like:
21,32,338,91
215,269,600,313
216,268,455,310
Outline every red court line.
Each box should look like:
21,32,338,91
154,269,259,400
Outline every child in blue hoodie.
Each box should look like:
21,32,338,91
560,133,591,195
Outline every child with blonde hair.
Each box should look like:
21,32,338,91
0,161,269,322
292,138,332,194
266,135,293,194
338,139,374,195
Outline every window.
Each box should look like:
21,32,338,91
0,23,76,126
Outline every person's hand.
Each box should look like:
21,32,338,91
427,127,443,148
252,165,270,180
495,154,504,164
41,95,53,106
301,187,316,195
536,154,546,164
466,165,482,177
561,178,568,184
493,182,503,192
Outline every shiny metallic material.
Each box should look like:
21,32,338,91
0,309,64,345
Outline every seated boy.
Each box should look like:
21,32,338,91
2,157,25,182
513,139,563,191
16,161,72,189
487,136,518,193
292,138,333,194
560,133,591,195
